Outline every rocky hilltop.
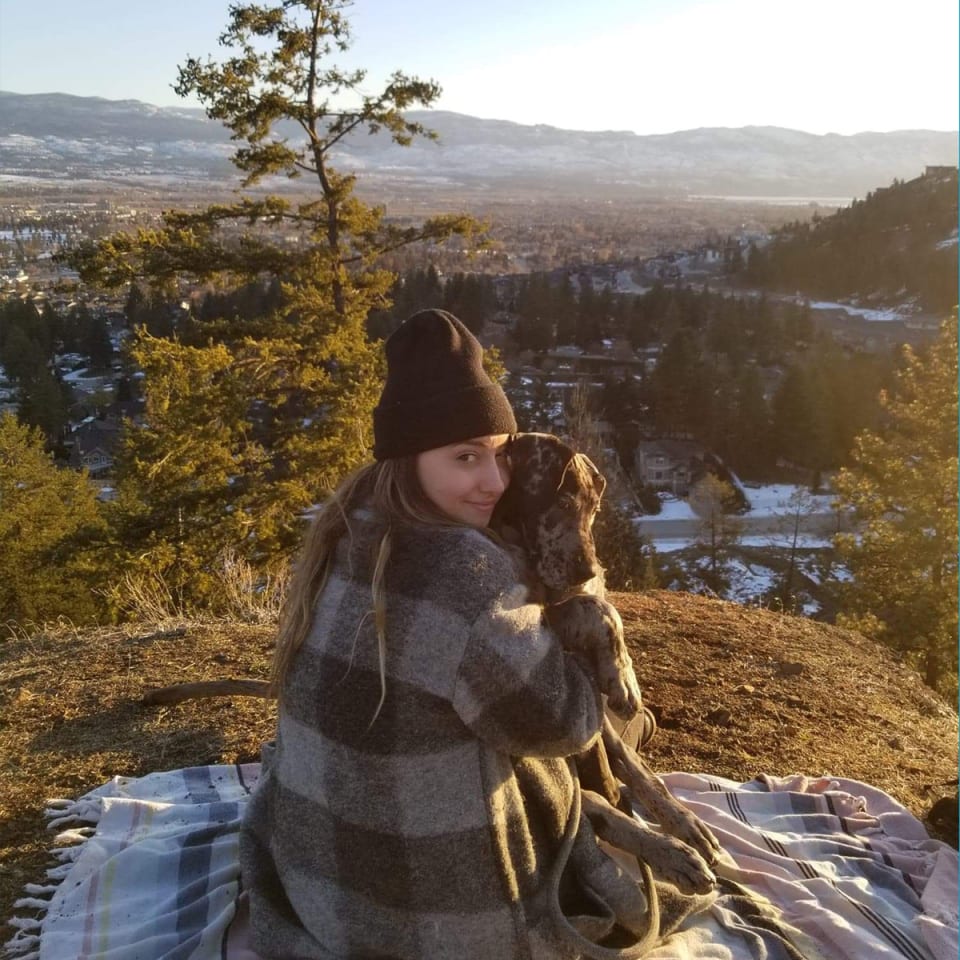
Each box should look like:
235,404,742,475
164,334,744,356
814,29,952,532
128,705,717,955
1,589,955,923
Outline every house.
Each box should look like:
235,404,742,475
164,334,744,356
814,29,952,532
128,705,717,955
633,438,707,495
66,416,121,477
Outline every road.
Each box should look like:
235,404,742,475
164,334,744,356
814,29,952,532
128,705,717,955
636,511,850,543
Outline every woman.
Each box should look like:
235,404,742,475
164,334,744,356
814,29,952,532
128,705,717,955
240,309,653,959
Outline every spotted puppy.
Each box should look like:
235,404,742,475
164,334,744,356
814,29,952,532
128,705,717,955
492,432,721,893
491,432,642,719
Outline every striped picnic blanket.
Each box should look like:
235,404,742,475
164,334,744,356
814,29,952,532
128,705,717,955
5,765,956,960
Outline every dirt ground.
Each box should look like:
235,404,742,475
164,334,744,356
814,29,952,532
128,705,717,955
1,590,956,930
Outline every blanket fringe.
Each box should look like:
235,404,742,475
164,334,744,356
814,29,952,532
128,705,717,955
44,796,102,830
4,894,47,960
5,898,52,960
51,826,95,846
2,798,102,959
21,885,57,898
10,901,50,914
2,945,39,960
3,913,41,960
45,863,74,881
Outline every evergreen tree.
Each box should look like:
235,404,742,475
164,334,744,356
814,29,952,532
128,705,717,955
81,308,115,370
443,273,494,335
123,283,147,327
512,274,555,351
727,365,771,476
0,413,103,623
575,280,602,348
17,363,70,442
651,329,707,437
554,274,578,346
102,333,268,610
69,1,483,607
833,315,958,695
40,301,64,350
0,323,45,385
784,298,814,345
771,364,829,469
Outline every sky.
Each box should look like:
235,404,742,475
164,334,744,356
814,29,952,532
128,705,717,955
0,0,957,136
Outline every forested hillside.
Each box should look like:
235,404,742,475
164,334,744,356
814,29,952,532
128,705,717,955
367,265,897,480
738,169,958,312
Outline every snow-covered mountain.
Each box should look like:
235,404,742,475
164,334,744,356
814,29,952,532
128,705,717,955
1,91,956,197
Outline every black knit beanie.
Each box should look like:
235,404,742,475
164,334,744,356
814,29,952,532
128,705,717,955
373,309,517,460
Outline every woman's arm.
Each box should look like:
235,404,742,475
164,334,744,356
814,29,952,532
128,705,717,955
452,582,603,758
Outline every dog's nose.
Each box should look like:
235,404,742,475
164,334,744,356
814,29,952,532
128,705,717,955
572,557,599,585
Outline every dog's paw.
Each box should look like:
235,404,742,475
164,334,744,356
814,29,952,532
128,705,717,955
648,836,717,894
602,662,642,721
549,595,642,719
583,598,642,720
659,806,723,866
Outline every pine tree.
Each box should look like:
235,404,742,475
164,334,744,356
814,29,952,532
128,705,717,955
651,329,707,437
833,315,958,695
771,364,829,469
69,1,484,607
0,300,45,381
90,325,115,371
0,413,103,623
16,363,70,442
728,365,771,476
123,283,146,327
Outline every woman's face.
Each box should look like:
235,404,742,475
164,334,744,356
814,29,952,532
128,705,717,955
416,435,511,527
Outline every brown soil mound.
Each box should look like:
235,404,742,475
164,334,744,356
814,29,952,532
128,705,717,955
1,590,956,927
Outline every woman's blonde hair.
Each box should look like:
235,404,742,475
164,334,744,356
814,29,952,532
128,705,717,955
270,457,468,715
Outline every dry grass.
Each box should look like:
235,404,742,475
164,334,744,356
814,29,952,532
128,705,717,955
1,591,956,930
618,592,958,812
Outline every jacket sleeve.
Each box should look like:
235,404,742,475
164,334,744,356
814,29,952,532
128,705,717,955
451,580,603,758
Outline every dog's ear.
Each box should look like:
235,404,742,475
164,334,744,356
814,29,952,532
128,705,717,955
577,453,606,498
490,433,525,528
504,432,531,472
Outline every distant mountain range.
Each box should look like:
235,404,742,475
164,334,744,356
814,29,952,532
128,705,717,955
1,91,956,199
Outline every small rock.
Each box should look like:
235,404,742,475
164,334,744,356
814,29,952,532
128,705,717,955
735,683,757,695
927,795,959,847
784,695,806,709
888,736,906,750
777,661,805,677
705,707,733,727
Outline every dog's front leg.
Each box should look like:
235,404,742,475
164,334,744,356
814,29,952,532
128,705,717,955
580,790,716,894
602,716,722,866
546,594,642,720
